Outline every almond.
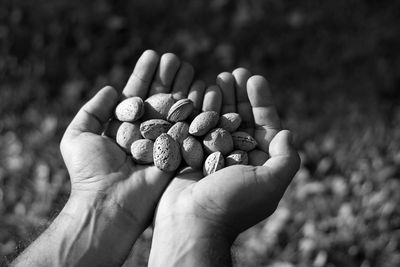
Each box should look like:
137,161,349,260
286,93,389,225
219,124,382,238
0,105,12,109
143,93,175,120
131,139,154,164
116,122,142,153
218,113,242,133
167,98,194,122
231,131,258,151
114,96,144,122
226,150,248,166
189,111,219,136
203,151,225,176
167,122,189,144
182,136,204,169
203,128,233,155
140,119,172,140
153,133,182,172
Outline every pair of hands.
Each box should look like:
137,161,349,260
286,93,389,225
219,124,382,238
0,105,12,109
13,50,300,266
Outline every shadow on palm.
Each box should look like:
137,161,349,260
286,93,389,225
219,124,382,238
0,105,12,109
154,69,300,238
61,50,198,232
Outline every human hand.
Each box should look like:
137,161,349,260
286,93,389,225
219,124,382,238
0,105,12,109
61,50,204,265
60,49,196,226
148,69,300,266
12,50,202,267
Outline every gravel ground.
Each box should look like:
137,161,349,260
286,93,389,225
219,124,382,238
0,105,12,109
1,1,399,266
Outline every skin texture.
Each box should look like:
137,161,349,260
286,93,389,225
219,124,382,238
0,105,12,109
11,51,300,267
148,70,300,267
11,50,197,267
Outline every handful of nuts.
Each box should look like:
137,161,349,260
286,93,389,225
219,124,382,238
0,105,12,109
108,93,263,175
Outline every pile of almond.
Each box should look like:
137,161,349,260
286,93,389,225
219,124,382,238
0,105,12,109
106,93,261,175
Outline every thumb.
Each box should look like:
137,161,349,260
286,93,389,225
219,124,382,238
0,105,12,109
262,130,300,189
65,86,119,137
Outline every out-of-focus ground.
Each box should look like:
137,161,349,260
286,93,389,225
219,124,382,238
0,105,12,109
1,1,400,266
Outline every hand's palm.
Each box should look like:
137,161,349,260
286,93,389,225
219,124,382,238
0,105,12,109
65,132,165,189
154,70,300,237
157,149,294,235
66,133,127,184
61,51,199,234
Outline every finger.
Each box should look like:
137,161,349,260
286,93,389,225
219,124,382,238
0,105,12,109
216,72,236,114
122,50,160,99
232,68,254,135
187,80,206,118
233,130,300,218
149,53,181,95
260,130,300,194
202,85,222,113
66,86,119,137
247,75,281,152
171,61,195,100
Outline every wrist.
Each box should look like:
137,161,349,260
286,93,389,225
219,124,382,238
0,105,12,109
49,193,140,266
60,192,144,263
12,193,139,267
65,190,144,235
149,215,235,267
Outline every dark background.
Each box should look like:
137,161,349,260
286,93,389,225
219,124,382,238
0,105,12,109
1,0,400,266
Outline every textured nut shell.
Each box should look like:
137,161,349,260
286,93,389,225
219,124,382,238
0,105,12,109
143,93,175,120
115,97,144,122
226,150,249,166
248,149,269,166
140,119,172,140
167,122,189,144
203,151,225,176
203,128,233,155
189,111,219,136
131,139,154,164
104,120,122,139
182,136,204,169
153,133,182,172
116,122,142,152
218,113,242,133
231,131,258,151
167,98,194,122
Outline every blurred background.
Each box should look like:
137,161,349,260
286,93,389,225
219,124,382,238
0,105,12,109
1,0,400,266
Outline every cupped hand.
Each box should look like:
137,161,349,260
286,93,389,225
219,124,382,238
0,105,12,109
59,50,203,263
149,69,300,265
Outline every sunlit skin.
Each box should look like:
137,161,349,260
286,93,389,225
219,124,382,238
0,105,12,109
12,50,300,267
12,50,201,266
147,68,300,266
59,51,191,237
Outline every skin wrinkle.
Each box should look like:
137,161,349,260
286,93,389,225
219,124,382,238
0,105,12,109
132,71,152,84
150,80,171,92
192,186,225,218
73,173,146,230
58,207,93,266
241,166,280,222
59,194,139,266
12,47,300,265
83,99,115,124
70,145,129,184
191,186,241,237
106,188,144,229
